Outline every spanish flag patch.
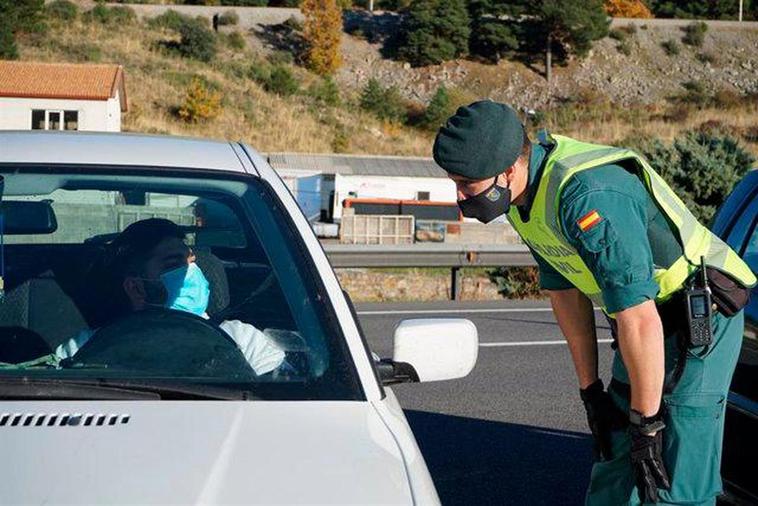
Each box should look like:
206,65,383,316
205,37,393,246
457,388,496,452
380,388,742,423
577,209,603,232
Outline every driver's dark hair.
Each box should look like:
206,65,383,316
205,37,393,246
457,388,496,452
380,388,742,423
107,218,186,277
84,219,185,327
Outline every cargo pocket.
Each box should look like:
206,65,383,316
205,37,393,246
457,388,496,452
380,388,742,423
657,393,726,504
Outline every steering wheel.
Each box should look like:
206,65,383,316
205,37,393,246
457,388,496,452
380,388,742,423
65,308,256,380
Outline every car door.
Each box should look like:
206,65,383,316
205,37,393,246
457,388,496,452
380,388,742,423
712,170,758,501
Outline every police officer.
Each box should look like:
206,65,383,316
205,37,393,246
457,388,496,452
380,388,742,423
432,100,756,505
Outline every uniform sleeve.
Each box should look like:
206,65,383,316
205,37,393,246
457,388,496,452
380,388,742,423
559,180,660,314
526,244,574,291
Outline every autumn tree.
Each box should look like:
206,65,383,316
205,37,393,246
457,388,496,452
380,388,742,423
302,0,342,76
604,0,653,18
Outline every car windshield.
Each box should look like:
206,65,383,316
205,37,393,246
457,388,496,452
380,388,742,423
0,166,362,401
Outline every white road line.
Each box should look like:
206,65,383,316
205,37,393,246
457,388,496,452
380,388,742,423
480,339,614,347
357,307,602,316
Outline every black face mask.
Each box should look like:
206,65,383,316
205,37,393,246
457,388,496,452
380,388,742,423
457,179,512,224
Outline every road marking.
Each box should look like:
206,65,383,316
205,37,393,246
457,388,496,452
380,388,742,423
357,307,602,316
480,339,614,347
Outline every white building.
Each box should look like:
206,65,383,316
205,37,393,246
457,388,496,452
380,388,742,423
267,153,458,222
0,61,127,132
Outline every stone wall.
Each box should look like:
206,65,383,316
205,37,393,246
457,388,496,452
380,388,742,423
336,268,503,302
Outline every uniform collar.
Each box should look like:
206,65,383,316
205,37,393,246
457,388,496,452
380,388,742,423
516,142,548,215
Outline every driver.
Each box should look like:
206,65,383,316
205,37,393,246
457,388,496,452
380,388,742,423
54,218,286,376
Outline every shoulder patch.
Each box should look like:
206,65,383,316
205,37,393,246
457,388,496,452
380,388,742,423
577,209,603,232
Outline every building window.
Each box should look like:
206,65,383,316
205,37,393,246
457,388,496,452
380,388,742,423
31,110,45,130
64,110,78,130
416,191,430,201
31,109,79,130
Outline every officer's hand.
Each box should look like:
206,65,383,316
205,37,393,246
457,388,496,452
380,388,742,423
629,413,671,503
579,379,628,461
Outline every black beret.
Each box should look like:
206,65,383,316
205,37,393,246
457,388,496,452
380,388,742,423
433,100,524,180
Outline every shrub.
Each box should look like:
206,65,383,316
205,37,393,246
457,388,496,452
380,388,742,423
308,76,340,106
608,28,626,41
0,24,18,60
682,21,707,47
45,0,78,21
332,125,349,152
679,80,710,107
267,50,294,65
661,39,680,56
83,4,136,25
397,0,470,67
265,65,300,96
696,51,717,64
620,23,638,35
177,20,217,62
224,31,246,50
713,89,741,109
360,79,407,124
148,10,192,31
217,10,239,26
488,267,542,299
625,131,755,224
421,85,453,130
178,78,222,123
616,40,632,55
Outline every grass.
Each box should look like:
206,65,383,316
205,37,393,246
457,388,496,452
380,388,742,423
16,14,758,158
18,16,433,156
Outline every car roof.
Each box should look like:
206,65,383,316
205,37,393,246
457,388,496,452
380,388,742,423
0,131,257,174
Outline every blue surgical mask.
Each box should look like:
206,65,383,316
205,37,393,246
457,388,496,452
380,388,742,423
160,263,210,317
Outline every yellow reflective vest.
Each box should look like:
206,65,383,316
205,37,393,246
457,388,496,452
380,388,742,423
507,133,756,315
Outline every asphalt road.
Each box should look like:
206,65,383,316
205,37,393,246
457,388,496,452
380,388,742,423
356,300,616,506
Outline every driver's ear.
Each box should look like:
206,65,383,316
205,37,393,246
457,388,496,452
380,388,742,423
123,277,146,307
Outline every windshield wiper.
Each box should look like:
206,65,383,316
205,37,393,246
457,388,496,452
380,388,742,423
0,377,256,401
0,377,161,400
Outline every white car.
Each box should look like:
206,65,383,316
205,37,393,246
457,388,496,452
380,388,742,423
0,131,478,505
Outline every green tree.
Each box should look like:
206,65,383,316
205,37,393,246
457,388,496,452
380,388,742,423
421,86,453,130
468,0,523,62
626,130,756,224
524,0,610,84
360,78,407,123
0,0,45,59
396,0,470,67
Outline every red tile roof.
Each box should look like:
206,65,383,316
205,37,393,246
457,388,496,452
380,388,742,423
0,61,127,111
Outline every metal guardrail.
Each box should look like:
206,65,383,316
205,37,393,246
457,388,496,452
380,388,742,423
323,243,536,268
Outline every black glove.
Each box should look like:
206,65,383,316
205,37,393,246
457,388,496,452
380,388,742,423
629,409,671,504
580,379,628,461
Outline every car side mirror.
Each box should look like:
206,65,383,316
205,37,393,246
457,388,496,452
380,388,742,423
377,319,478,385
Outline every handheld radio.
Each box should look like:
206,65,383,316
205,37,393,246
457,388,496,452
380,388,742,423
684,257,713,347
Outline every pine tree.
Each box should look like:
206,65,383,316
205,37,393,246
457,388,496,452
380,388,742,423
302,0,342,76
468,0,524,62
421,86,453,130
525,0,610,84
604,0,653,18
396,0,470,67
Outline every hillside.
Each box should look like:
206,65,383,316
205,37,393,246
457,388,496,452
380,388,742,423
16,3,758,157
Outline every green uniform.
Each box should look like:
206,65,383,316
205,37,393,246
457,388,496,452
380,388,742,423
513,133,753,505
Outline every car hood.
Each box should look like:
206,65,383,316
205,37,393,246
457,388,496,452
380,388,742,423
0,401,413,505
